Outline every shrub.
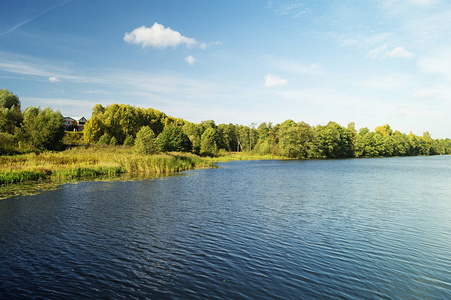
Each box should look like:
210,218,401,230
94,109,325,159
97,133,111,145
123,135,135,146
134,126,157,154
0,132,16,155
110,136,118,145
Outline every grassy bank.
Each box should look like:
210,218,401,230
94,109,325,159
208,152,288,162
0,145,214,185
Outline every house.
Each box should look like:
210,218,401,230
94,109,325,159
64,116,87,132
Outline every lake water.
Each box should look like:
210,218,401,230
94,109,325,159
1,157,451,299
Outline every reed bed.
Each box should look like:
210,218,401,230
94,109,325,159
0,145,213,185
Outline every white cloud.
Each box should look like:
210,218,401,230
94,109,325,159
367,45,388,60
265,73,287,87
200,41,222,49
185,55,195,65
386,46,415,59
123,22,196,48
367,45,414,59
49,76,61,82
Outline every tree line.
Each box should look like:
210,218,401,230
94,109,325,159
83,103,451,158
1,89,451,158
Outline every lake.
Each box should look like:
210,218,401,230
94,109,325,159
1,156,451,299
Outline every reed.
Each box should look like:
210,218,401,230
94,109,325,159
0,145,214,185
0,170,48,185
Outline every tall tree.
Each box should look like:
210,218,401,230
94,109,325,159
278,120,300,158
218,123,238,152
156,124,192,152
21,106,65,150
0,89,20,109
0,89,22,134
200,127,219,156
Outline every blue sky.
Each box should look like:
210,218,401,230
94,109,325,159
1,0,451,138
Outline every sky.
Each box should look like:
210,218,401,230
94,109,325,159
1,0,451,138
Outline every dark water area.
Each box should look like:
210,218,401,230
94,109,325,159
1,156,451,299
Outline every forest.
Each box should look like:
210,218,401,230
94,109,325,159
2,89,451,158
81,102,451,158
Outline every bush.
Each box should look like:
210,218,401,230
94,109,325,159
0,132,16,155
97,133,111,145
123,135,135,146
134,126,157,154
110,136,118,145
63,132,84,144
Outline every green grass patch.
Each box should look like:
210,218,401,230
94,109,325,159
0,170,49,185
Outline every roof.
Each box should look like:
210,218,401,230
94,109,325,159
65,117,86,121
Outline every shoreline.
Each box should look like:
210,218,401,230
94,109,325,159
0,146,213,199
2,147,446,200
0,147,285,200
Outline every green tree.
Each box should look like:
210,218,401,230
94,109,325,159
0,89,22,134
254,122,272,155
183,122,201,153
278,120,300,158
218,123,238,152
375,124,393,136
420,131,433,155
297,121,313,158
134,126,157,154
156,124,192,152
21,106,65,150
200,127,219,156
0,89,20,109
315,122,353,158
392,131,409,156
312,123,340,158
92,104,105,116
83,115,105,143
83,103,179,145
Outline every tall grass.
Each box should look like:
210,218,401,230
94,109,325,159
0,145,213,185
208,152,288,162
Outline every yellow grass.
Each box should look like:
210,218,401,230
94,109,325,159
207,152,288,162
0,145,214,185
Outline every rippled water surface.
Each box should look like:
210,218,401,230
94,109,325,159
1,156,451,299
